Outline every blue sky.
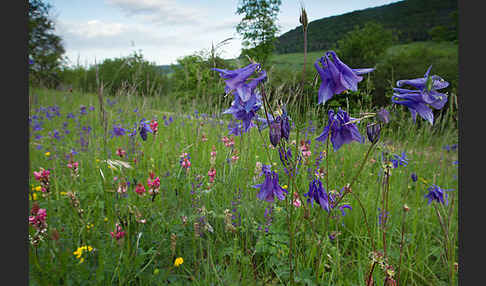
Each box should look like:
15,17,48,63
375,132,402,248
50,0,401,67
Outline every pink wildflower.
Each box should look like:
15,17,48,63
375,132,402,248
116,148,126,158
293,192,302,207
208,168,216,183
150,119,158,135
222,136,235,148
117,180,128,194
29,206,47,229
33,168,50,192
110,223,125,240
135,183,146,196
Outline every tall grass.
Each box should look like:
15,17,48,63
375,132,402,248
29,80,457,285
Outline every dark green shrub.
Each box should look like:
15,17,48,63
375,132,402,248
336,21,397,69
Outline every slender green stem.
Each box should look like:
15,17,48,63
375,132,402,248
397,209,408,285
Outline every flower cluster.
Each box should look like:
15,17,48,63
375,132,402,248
264,106,291,147
73,245,94,263
33,168,50,193
110,223,125,240
222,136,235,148
425,184,454,205
208,167,216,183
150,119,158,135
299,140,312,160
67,160,79,178
147,172,161,198
174,257,184,267
28,204,48,246
29,205,47,230
213,63,267,132
135,183,146,196
180,153,191,169
392,65,449,125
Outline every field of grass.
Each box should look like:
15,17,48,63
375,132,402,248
265,41,458,72
29,87,458,285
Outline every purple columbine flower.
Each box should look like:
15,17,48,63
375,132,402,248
392,66,449,125
338,204,352,216
377,108,390,124
314,50,374,105
228,120,243,136
111,124,127,137
212,63,267,102
222,88,261,132
391,152,408,168
425,184,453,205
253,166,287,203
138,119,153,141
315,109,363,151
304,179,330,212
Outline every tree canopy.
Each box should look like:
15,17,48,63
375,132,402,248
28,0,65,88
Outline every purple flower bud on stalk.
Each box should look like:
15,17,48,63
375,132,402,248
411,173,418,182
269,116,282,147
366,123,381,144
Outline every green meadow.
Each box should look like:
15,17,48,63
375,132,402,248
29,86,457,285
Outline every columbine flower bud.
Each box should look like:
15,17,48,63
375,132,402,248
366,123,381,144
269,116,282,147
411,173,418,182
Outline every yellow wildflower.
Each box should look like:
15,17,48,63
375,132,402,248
73,245,94,263
29,193,38,201
86,223,94,230
45,152,51,157
104,217,108,222
174,257,184,267
282,185,288,189
35,186,42,192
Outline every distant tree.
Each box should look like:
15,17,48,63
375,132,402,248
428,25,449,42
96,51,169,96
235,0,282,65
28,0,66,88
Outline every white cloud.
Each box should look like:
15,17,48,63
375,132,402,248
55,16,242,66
106,0,202,25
